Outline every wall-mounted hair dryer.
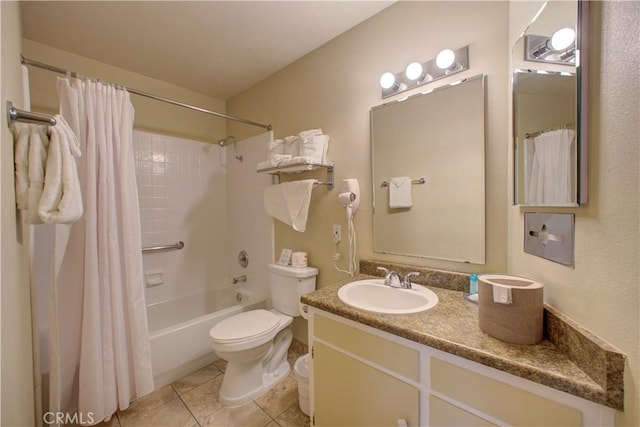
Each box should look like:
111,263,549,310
334,179,360,277
338,179,360,219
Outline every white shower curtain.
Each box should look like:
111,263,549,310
525,128,575,205
49,77,154,424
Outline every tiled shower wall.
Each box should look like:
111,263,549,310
133,131,229,305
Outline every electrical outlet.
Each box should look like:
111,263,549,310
332,224,341,243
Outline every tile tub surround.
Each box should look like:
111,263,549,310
301,266,625,410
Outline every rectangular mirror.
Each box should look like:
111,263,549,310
513,0,588,206
371,75,485,264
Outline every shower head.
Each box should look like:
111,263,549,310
217,135,236,147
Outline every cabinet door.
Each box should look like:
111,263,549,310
429,395,497,426
430,357,582,426
314,342,419,427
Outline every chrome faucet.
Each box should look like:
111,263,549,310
377,267,402,288
402,272,420,289
232,275,247,284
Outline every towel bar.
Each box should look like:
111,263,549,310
259,161,334,190
381,177,426,187
6,101,57,128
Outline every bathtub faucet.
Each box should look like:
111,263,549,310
232,275,247,284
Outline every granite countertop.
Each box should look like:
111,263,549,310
301,268,624,411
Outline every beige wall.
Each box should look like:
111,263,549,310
230,1,638,424
1,2,36,425
227,1,510,293
508,2,639,425
22,39,227,144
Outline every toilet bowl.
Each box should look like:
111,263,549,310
208,264,318,406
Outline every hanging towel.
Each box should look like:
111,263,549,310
13,124,32,210
264,179,316,232
389,177,413,209
492,284,513,304
38,115,83,224
26,126,50,224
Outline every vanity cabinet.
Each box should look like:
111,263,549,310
308,309,614,427
311,313,419,426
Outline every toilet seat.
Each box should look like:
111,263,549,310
210,309,281,344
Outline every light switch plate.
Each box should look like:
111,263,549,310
524,213,574,267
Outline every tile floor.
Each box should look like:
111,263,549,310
100,346,310,427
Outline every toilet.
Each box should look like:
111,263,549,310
209,263,318,406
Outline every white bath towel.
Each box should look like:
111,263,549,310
284,135,301,156
267,139,286,165
263,179,316,232
299,128,323,139
38,115,83,224
300,134,329,164
269,153,292,167
389,177,413,209
13,124,32,210
26,126,50,224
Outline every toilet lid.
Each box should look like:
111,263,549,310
209,309,280,342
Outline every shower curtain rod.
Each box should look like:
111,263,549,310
525,121,575,139
21,55,272,132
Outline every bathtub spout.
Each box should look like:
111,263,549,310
232,275,247,284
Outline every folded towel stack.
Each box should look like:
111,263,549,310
12,115,83,224
299,129,329,164
261,128,330,169
267,139,288,166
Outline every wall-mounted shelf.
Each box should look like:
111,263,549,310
257,160,334,189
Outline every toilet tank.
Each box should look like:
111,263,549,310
268,263,318,316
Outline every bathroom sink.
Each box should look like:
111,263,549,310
337,279,438,314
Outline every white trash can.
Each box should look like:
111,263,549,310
294,353,310,416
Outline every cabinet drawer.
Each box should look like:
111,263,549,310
430,358,581,426
313,314,420,382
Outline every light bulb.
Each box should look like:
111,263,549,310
405,62,424,81
436,49,456,70
379,72,396,89
550,28,575,51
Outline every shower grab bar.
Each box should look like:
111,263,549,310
142,241,184,254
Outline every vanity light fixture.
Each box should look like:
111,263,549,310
379,45,469,98
436,49,456,70
405,62,425,81
379,72,399,90
526,27,576,65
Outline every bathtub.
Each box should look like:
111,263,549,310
147,286,265,388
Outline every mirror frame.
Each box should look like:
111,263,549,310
577,0,589,205
512,0,589,206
